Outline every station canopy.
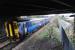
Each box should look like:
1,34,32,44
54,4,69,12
0,0,75,16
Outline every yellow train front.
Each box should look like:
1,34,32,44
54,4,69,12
5,21,20,41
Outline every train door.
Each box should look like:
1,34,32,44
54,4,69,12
18,22,27,41
23,22,27,35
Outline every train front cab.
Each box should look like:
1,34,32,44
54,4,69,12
5,21,20,41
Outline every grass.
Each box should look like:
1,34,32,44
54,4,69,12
37,24,61,45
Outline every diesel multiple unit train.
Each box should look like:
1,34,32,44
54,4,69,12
4,18,49,41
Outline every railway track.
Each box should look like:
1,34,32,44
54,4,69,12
0,42,10,50
0,35,7,42
0,40,19,50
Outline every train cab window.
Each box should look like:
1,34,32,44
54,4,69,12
13,22,18,29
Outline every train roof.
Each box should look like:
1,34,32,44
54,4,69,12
30,18,46,21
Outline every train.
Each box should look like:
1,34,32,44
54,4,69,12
5,18,49,41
